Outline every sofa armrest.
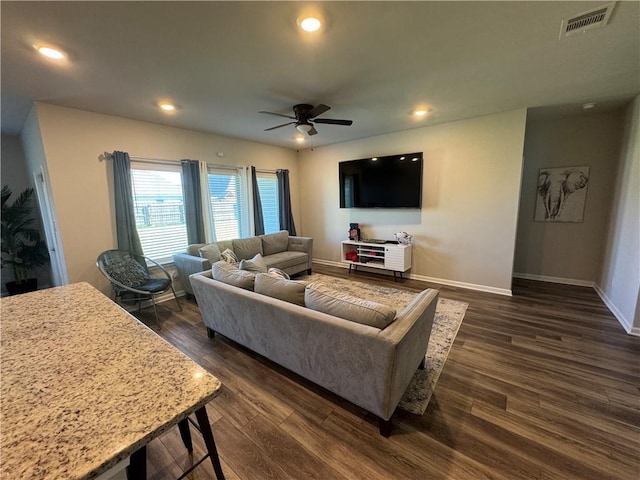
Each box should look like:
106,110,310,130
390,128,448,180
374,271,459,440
379,289,439,416
287,236,312,254
173,252,211,295
287,236,313,271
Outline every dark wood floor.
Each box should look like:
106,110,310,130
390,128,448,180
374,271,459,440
135,264,640,480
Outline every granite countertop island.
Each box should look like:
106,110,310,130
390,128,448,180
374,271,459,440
1,282,222,480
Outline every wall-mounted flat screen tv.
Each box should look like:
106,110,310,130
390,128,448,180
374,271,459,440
339,152,423,208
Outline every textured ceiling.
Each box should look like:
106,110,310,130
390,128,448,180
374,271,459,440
1,1,639,149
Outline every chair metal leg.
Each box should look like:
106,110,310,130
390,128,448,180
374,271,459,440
171,285,182,312
151,296,161,330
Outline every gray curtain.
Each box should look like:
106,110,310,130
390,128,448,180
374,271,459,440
181,160,206,244
112,151,144,256
251,166,265,235
276,169,296,236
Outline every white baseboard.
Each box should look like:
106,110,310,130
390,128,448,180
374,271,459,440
593,283,639,336
410,273,512,296
512,272,595,287
312,259,512,296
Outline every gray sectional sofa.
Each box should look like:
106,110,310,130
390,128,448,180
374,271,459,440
189,266,439,436
173,230,312,295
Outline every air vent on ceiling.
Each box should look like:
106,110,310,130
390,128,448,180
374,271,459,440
560,2,616,38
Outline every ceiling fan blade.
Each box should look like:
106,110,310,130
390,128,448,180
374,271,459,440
307,104,331,119
313,118,353,126
259,111,297,120
308,126,319,136
264,121,296,131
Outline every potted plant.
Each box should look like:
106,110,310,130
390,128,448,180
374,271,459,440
1,185,49,295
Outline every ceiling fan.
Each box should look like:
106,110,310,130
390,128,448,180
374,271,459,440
259,104,353,136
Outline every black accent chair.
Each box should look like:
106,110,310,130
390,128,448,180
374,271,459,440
96,250,181,328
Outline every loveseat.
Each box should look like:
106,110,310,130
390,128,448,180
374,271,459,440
189,265,439,436
173,230,312,295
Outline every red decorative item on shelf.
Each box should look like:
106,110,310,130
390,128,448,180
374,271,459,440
345,251,359,262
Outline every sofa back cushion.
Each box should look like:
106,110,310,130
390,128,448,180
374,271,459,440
215,240,233,255
198,244,221,263
186,243,206,256
305,283,396,329
232,237,264,260
260,230,289,256
212,261,255,290
255,273,308,306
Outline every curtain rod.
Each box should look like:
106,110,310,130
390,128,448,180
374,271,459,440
99,152,259,171
99,152,180,165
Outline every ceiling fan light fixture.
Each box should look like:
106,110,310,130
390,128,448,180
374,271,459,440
296,123,313,134
295,135,306,143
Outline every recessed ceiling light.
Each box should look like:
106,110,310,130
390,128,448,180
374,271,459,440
159,102,176,112
413,110,428,117
582,102,596,110
412,157,418,162
35,45,66,60
371,157,378,161
400,156,406,160
300,17,322,32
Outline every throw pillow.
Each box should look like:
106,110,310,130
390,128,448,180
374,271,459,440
212,261,255,290
220,248,239,264
255,273,308,306
304,283,396,329
105,258,147,288
267,267,290,280
239,253,268,273
198,244,221,263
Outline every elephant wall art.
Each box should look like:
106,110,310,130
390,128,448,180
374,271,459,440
535,166,590,222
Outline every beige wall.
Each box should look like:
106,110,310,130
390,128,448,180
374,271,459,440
298,109,527,294
597,97,640,333
514,111,625,283
31,103,298,294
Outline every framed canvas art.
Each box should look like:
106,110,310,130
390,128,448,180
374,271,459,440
535,166,590,222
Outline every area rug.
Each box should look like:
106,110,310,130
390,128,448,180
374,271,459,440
302,274,468,415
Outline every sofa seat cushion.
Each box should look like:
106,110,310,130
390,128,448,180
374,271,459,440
212,261,255,290
255,273,308,306
305,284,396,329
199,244,221,263
239,253,268,273
263,251,308,270
260,230,289,256
232,237,264,260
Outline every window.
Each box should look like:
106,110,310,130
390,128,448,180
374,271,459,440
256,172,280,234
130,164,188,262
207,166,250,241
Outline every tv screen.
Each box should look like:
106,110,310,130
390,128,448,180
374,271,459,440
339,152,423,208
